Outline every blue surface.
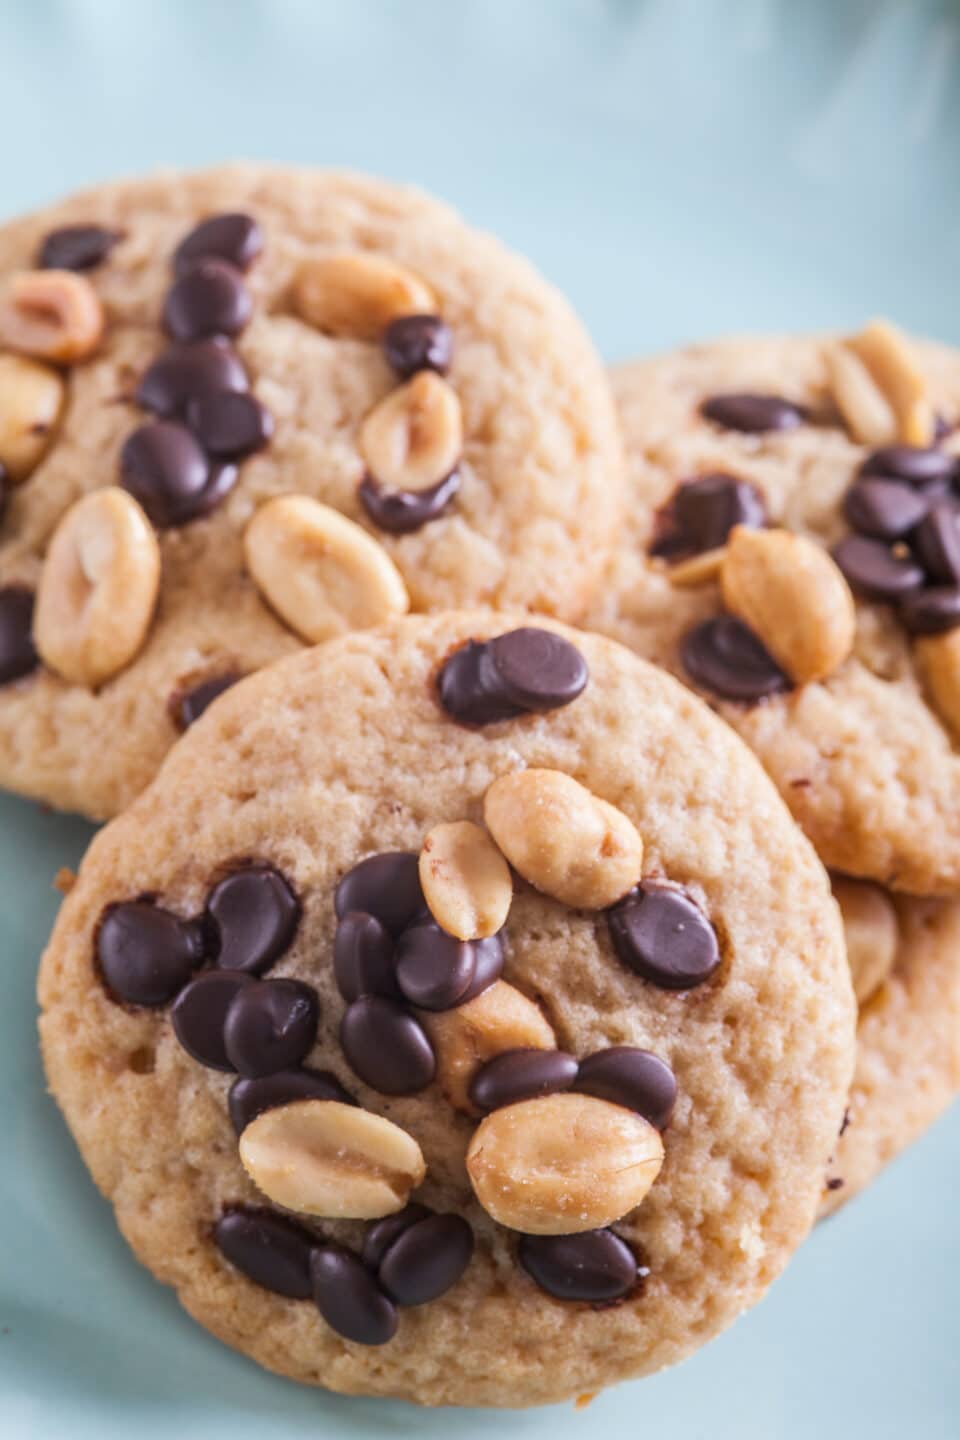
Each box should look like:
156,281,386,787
1,2,958,1435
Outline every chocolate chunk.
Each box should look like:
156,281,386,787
860,445,958,488
136,338,250,419
701,393,807,434
214,1206,315,1299
378,1213,474,1307
333,912,399,1002
898,587,960,635
311,1245,398,1345
38,224,119,272
361,1204,430,1271
0,587,38,685
334,852,425,936
843,478,930,540
608,882,721,991
173,213,264,277
206,866,300,975
469,1048,579,1113
383,315,453,379
358,470,460,534
394,922,502,1012
186,391,274,459
438,628,589,725
120,420,237,526
672,474,767,553
681,616,791,702
832,535,925,600
575,1047,677,1130
340,996,436,1095
518,1230,638,1302
97,900,204,1007
223,977,319,1078
912,502,960,584
163,258,252,342
171,970,254,1070
229,1066,355,1133
172,671,242,730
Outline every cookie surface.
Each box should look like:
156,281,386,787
39,612,854,1407
590,336,960,894
0,164,622,818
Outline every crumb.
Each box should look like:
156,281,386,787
54,867,77,894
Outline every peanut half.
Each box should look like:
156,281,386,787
244,494,410,643
238,1098,426,1219
421,980,556,1115
419,820,512,942
0,269,104,363
34,487,161,687
466,1092,664,1234
360,371,462,493
668,546,727,588
829,320,935,448
0,354,65,481
292,252,436,340
833,877,899,1007
916,629,960,740
483,769,643,910
824,343,897,448
721,525,856,684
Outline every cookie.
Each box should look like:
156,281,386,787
38,611,854,1407
590,332,960,894
0,164,623,818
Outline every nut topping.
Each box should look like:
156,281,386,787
916,628,960,740
359,371,462,493
0,354,65,481
0,269,104,363
292,252,436,340
421,979,556,1114
419,820,512,941
833,878,898,1006
829,320,935,448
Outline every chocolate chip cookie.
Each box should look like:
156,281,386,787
0,164,622,818
39,611,854,1407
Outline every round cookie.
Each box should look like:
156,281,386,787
590,334,960,895
39,611,854,1408
0,164,622,818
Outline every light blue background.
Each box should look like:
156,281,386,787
1,3,958,1437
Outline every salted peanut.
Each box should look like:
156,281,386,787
34,487,160,687
668,546,727,588
466,1092,664,1234
483,769,643,910
721,525,856,684
833,877,899,1006
238,1098,426,1219
0,355,65,481
825,343,896,447
845,319,935,447
419,820,512,941
292,252,436,340
916,629,960,741
244,494,409,643
0,269,104,363
421,980,556,1114
360,371,462,492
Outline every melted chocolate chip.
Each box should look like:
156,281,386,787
172,671,242,730
0,587,38,685
206,866,300,975
121,420,237,526
163,258,252,342
843,478,930,541
334,853,425,937
395,922,502,1012
340,996,436,1094
223,977,319,1078
832,536,925,601
228,1066,355,1133
186,391,274,459
174,213,264,277
97,900,204,1007
333,912,399,1002
38,224,120,272
171,970,254,1070
214,1206,315,1299
378,1213,474,1307
136,339,250,420
311,1245,398,1345
358,470,460,534
681,616,790,702
438,628,589,724
575,1047,677,1130
860,445,958,488
670,474,767,554
701,393,807,434
608,882,721,991
898,586,960,635
518,1230,639,1302
912,502,960,584
361,1204,430,1270
383,314,454,378
469,1048,579,1113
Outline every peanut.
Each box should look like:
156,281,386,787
292,252,436,340
421,980,556,1114
833,877,898,1007
843,320,934,447
0,354,65,481
359,371,462,493
419,820,512,941
668,546,727,588
0,269,104,363
824,342,896,447
917,629,960,740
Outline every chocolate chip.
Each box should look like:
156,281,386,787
671,474,767,554
575,1047,677,1130
832,535,925,600
518,1230,638,1302
136,339,250,419
469,1048,579,1113
701,393,807,434
38,224,119,272
340,996,436,1095
311,1245,398,1345
912,502,960,584
229,1066,355,1133
898,586,960,635
608,882,721,991
120,420,237,526
173,213,264,277
206,866,300,975
843,478,930,540
163,258,252,343
214,1206,315,1299
383,315,454,379
394,922,502,1012
457,932,508,1003
358,470,460,534
361,1204,430,1270
333,912,399,1002
334,853,425,937
860,445,958,488
171,970,254,1070
0,587,38,685
438,628,589,725
222,977,319,1078
97,900,204,1007
377,1213,474,1307
171,671,242,730
681,616,791,702
186,391,274,459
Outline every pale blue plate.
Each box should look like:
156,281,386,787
1,2,958,1435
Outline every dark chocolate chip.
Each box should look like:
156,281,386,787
457,932,507,1003
358,470,460,534
518,1230,638,1302
361,1204,430,1271
163,258,252,342
437,639,523,724
172,671,242,730
206,865,300,975
311,1245,398,1345
136,338,250,419
860,445,958,487
334,852,424,937
0,587,38,685
340,996,436,1095
912,502,960,584
438,628,588,725
97,900,204,1007
934,414,955,444
223,977,319,1079
174,213,264,277
394,922,494,1012
826,1177,844,1192
832,535,925,601
843,478,930,540
185,391,274,459
469,1048,579,1113
383,314,453,378
214,1206,315,1299
898,586,960,635
608,881,721,991
333,912,399,1002
229,1066,355,1133
701,393,807,434
378,1213,474,1307
38,224,119,272
171,970,254,1070
120,420,237,526
672,474,767,553
681,616,790,702
575,1047,677,1130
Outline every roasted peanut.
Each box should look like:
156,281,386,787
0,354,65,481
466,1091,664,1234
833,877,898,1006
843,320,934,447
419,820,512,941
825,343,896,447
359,371,462,493
668,546,727,588
917,629,960,740
421,980,556,1114
34,487,160,687
244,494,409,643
292,252,436,340
0,269,104,363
